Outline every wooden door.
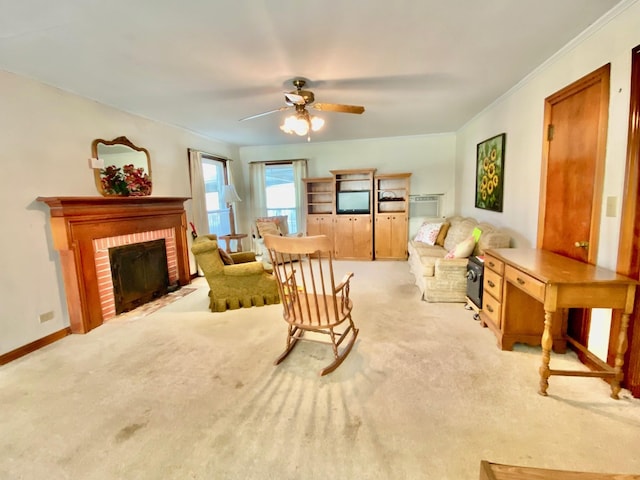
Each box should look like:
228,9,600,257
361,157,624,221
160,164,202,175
389,214,408,258
374,215,393,258
537,64,610,354
334,215,372,259
375,214,408,259
537,64,610,263
307,215,334,248
334,216,355,258
353,216,372,259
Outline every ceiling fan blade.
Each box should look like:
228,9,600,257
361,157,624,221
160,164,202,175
312,103,365,114
284,92,305,105
239,106,291,122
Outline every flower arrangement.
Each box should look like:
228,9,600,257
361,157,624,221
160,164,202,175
100,164,152,196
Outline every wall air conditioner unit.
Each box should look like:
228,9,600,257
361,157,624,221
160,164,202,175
409,194,443,218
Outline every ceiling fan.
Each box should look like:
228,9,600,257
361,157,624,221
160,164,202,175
240,79,365,137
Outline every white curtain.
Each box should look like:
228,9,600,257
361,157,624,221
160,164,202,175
249,162,267,219
188,149,209,237
292,159,308,233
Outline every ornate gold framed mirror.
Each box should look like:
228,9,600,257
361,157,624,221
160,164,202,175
92,136,152,196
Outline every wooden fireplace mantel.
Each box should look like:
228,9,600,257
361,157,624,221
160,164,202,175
37,196,191,333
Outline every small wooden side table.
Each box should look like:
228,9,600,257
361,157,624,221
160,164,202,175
219,233,248,253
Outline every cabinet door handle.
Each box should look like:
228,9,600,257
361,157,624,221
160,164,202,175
486,305,494,313
487,280,495,288
517,277,526,285
488,261,495,268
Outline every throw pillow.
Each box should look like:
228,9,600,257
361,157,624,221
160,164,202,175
435,222,450,246
218,248,234,265
472,226,482,242
444,235,476,259
256,216,280,226
414,222,443,246
256,220,282,237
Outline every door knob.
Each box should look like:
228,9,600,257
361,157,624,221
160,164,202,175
574,241,589,248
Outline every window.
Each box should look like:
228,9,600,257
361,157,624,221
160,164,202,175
249,159,307,235
201,156,230,237
265,163,297,233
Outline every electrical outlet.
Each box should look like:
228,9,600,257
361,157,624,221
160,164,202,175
39,311,55,323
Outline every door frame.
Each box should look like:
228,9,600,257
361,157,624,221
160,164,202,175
613,44,640,397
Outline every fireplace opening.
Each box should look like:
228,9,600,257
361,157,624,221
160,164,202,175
109,239,170,314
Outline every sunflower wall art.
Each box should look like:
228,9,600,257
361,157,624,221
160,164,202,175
475,133,506,212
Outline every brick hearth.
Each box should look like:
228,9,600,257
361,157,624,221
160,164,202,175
94,229,178,321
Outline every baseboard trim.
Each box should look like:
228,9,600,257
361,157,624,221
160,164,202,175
0,328,72,366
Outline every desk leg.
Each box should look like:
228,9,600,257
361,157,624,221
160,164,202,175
538,310,554,396
611,312,631,399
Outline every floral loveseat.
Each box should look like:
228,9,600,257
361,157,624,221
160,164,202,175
407,216,511,302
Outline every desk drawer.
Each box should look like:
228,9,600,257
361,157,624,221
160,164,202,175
484,255,504,275
482,293,502,328
505,266,545,302
483,268,503,301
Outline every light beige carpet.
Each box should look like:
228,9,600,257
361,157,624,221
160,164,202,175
1,260,639,480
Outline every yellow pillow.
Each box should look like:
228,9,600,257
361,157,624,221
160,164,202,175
435,222,450,246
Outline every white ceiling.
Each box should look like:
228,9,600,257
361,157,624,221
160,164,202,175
0,0,623,147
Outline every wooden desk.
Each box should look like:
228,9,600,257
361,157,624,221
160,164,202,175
484,248,637,399
219,233,248,253
479,460,640,480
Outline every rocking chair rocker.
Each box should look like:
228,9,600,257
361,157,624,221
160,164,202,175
263,234,359,376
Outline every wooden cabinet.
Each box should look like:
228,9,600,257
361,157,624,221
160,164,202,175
374,173,410,260
375,214,408,259
306,214,333,237
334,215,373,260
331,169,375,260
480,256,504,334
304,178,335,249
303,177,333,215
480,252,565,352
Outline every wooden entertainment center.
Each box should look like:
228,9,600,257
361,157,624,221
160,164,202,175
303,169,411,260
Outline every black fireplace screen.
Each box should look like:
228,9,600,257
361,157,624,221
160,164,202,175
109,239,169,314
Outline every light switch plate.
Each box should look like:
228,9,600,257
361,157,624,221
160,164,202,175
606,196,617,217
89,157,104,169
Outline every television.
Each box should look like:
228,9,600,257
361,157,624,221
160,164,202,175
336,190,370,214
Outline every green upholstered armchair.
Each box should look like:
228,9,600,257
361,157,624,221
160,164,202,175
191,234,280,312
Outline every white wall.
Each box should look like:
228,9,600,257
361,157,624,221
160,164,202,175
454,1,640,357
0,70,239,355
238,133,457,235
455,1,640,268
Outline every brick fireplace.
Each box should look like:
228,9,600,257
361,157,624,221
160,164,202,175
38,196,191,333
94,229,178,320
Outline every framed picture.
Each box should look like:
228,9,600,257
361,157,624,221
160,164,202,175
475,133,506,212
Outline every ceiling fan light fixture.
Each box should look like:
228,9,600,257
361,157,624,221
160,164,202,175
280,112,324,137
310,116,324,132
280,115,308,135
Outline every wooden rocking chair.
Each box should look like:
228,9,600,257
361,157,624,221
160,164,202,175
263,234,359,376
